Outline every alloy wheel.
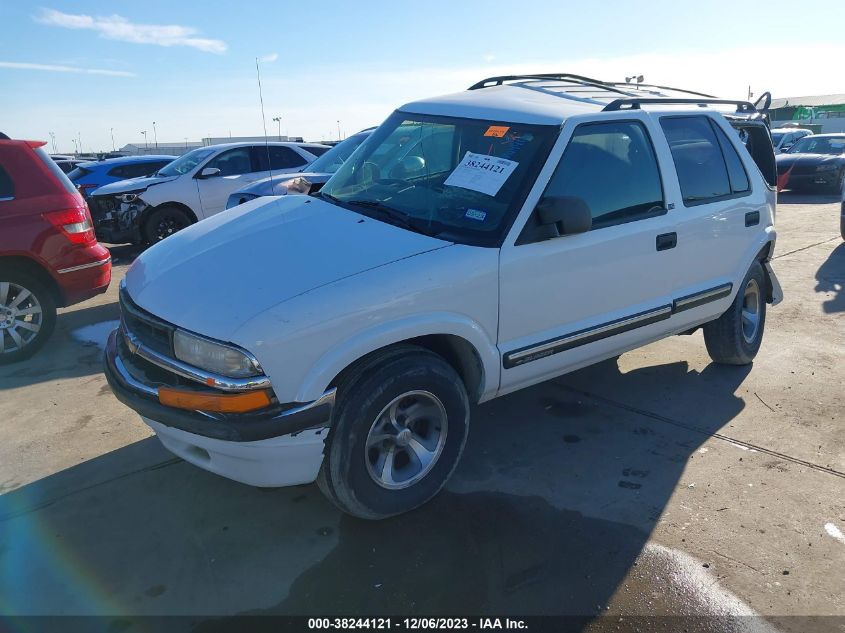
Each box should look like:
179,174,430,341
0,281,43,355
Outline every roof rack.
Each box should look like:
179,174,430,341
468,73,633,95
602,98,757,113
606,82,716,99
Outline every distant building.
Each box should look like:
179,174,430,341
770,94,845,134
119,135,306,157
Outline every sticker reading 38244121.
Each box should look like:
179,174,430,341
444,151,519,197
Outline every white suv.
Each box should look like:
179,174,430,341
105,74,782,519
89,141,328,244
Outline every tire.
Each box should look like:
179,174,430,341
143,206,191,244
317,345,470,519
0,270,57,365
703,261,766,365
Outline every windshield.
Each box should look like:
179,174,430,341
787,136,845,155
157,147,216,176
771,133,785,144
306,132,371,175
319,112,558,246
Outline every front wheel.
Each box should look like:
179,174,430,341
143,206,191,244
703,262,766,365
0,271,57,364
317,345,470,519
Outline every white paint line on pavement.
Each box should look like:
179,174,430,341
70,320,119,351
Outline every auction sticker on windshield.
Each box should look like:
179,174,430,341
444,152,519,197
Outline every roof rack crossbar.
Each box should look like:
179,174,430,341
603,98,756,113
468,73,637,98
606,82,717,99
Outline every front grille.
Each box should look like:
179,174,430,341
119,286,174,356
90,196,117,222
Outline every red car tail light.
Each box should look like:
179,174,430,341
43,206,96,245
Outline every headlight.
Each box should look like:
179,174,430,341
815,164,839,172
120,190,146,203
173,329,262,378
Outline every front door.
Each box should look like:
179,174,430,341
498,116,683,394
196,147,266,218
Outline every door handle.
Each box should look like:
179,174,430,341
656,232,677,251
745,211,760,227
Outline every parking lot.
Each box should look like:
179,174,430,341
0,194,842,630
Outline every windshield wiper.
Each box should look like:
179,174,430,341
344,199,441,237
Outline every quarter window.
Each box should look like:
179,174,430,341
539,120,664,231
713,125,750,193
660,116,733,204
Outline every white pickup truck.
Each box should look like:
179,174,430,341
105,74,782,518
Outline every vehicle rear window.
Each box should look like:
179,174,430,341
67,166,92,180
0,164,14,198
660,116,731,205
33,147,78,194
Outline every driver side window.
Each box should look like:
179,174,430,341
206,148,253,176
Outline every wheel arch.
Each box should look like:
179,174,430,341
140,201,198,233
0,255,64,306
292,315,500,406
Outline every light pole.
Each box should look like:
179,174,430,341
71,139,78,155
77,132,82,154
110,128,115,152
49,132,56,153
272,116,282,141
141,130,148,151
152,122,158,150
184,137,188,149
337,120,341,141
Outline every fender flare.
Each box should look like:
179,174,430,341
294,311,500,403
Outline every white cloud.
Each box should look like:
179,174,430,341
0,61,135,77
259,53,279,63
36,8,227,54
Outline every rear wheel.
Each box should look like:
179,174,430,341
703,262,766,365
317,345,470,519
143,206,191,244
0,271,57,364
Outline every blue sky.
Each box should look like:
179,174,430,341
1,1,843,153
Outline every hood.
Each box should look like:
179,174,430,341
92,173,180,196
236,171,329,197
776,153,845,171
124,196,452,341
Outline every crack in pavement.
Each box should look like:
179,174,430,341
0,457,181,522
772,236,839,260
554,382,845,480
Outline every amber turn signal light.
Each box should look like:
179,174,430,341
158,387,272,413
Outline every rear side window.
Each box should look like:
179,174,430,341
254,146,308,170
0,164,14,198
540,120,664,230
660,116,731,204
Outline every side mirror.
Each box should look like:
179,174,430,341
197,167,221,179
536,196,592,236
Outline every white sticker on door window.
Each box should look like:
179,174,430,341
444,152,519,197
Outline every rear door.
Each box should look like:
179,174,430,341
497,114,683,394
657,115,764,329
195,147,265,218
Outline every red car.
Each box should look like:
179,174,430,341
0,133,112,364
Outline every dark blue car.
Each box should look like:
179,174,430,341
69,154,176,198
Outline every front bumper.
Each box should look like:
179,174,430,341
104,329,334,486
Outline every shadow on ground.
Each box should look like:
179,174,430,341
0,357,756,628
776,192,840,205
815,243,845,313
